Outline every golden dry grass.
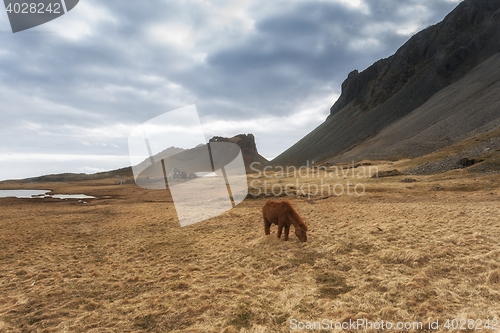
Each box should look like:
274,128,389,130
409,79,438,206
0,166,499,332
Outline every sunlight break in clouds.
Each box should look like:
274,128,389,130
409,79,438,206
149,23,196,50
49,0,118,41
333,0,369,13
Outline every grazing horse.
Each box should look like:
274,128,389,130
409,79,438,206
262,200,308,242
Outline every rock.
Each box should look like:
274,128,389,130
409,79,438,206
372,169,401,178
430,184,444,191
330,67,380,116
459,157,476,167
400,178,417,183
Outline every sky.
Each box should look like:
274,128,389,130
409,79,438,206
0,0,462,180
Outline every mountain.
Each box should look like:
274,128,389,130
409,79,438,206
271,0,500,166
132,133,268,184
12,134,266,183
209,134,268,169
132,146,186,177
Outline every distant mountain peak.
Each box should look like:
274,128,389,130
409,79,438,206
210,133,268,168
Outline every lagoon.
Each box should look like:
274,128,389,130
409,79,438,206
0,190,95,199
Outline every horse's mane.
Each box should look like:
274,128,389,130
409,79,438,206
282,200,308,231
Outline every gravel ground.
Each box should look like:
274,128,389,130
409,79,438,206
404,137,500,175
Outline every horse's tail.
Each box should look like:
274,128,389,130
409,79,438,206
285,202,308,231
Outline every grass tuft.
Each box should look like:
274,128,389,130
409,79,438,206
316,271,353,299
227,304,253,329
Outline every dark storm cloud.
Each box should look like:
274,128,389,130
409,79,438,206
193,0,462,119
200,2,392,117
0,0,463,179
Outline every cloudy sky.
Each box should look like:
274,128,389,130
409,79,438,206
0,0,461,180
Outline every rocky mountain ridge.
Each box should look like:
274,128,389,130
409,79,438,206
272,0,500,166
210,134,268,169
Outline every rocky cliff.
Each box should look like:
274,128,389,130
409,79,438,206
272,0,500,166
210,134,268,169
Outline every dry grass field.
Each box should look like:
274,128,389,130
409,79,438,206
0,160,499,332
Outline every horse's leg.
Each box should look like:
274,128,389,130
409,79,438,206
277,221,284,239
263,215,271,235
284,224,290,241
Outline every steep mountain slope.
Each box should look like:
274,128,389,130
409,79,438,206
271,0,500,166
336,52,500,161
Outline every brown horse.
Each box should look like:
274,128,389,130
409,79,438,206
262,200,308,242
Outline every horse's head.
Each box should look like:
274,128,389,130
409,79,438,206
295,227,307,242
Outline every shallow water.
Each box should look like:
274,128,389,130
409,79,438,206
0,190,95,199
0,190,50,198
51,194,95,199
